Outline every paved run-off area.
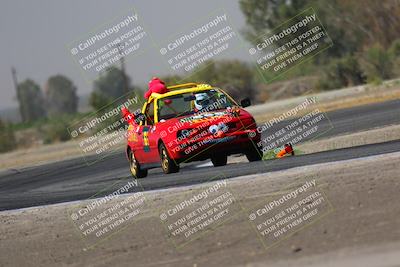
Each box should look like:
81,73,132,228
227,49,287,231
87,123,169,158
1,151,399,267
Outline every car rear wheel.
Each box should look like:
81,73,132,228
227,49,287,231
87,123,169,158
129,150,148,178
245,146,262,162
159,143,180,174
211,154,228,167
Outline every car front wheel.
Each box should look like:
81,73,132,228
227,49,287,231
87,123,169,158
129,150,148,178
211,154,228,167
245,146,262,162
159,143,180,174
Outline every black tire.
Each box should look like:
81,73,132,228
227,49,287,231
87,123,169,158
159,143,180,174
245,146,262,162
128,150,148,178
211,154,228,167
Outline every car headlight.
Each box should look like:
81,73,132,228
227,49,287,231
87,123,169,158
209,125,219,135
177,129,192,140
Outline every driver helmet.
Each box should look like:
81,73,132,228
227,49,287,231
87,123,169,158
194,93,210,111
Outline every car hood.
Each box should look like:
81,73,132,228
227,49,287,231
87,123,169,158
157,108,253,130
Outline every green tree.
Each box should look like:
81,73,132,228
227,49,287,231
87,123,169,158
17,79,46,122
389,39,400,58
389,39,400,77
0,119,17,153
90,66,130,110
240,0,357,60
239,0,400,61
334,0,400,49
45,75,78,116
191,60,256,102
318,55,365,90
361,44,393,83
41,115,72,144
239,0,309,41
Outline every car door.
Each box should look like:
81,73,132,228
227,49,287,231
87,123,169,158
136,101,159,163
128,112,145,162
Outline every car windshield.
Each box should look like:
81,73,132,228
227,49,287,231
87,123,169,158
157,89,233,120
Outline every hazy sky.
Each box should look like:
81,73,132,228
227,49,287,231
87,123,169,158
0,0,251,109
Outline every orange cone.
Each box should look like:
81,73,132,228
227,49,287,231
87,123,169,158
276,143,295,158
277,149,286,158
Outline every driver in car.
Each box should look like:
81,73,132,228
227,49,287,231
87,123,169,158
194,92,210,112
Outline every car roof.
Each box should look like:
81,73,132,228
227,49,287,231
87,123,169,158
148,83,214,101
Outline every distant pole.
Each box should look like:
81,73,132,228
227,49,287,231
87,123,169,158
117,44,129,95
11,67,25,122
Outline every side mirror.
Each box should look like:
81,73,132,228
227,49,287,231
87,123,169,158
122,107,134,124
240,98,251,108
121,107,146,125
134,113,146,124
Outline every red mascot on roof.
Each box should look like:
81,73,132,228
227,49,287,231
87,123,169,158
122,77,170,125
144,77,169,99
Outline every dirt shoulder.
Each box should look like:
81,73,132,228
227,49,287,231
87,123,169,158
297,124,400,154
1,152,399,267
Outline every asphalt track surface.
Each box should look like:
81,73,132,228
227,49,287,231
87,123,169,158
0,99,399,211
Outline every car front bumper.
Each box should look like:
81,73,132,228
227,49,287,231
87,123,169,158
169,129,260,162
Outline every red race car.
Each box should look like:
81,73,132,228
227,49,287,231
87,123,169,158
122,83,262,178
